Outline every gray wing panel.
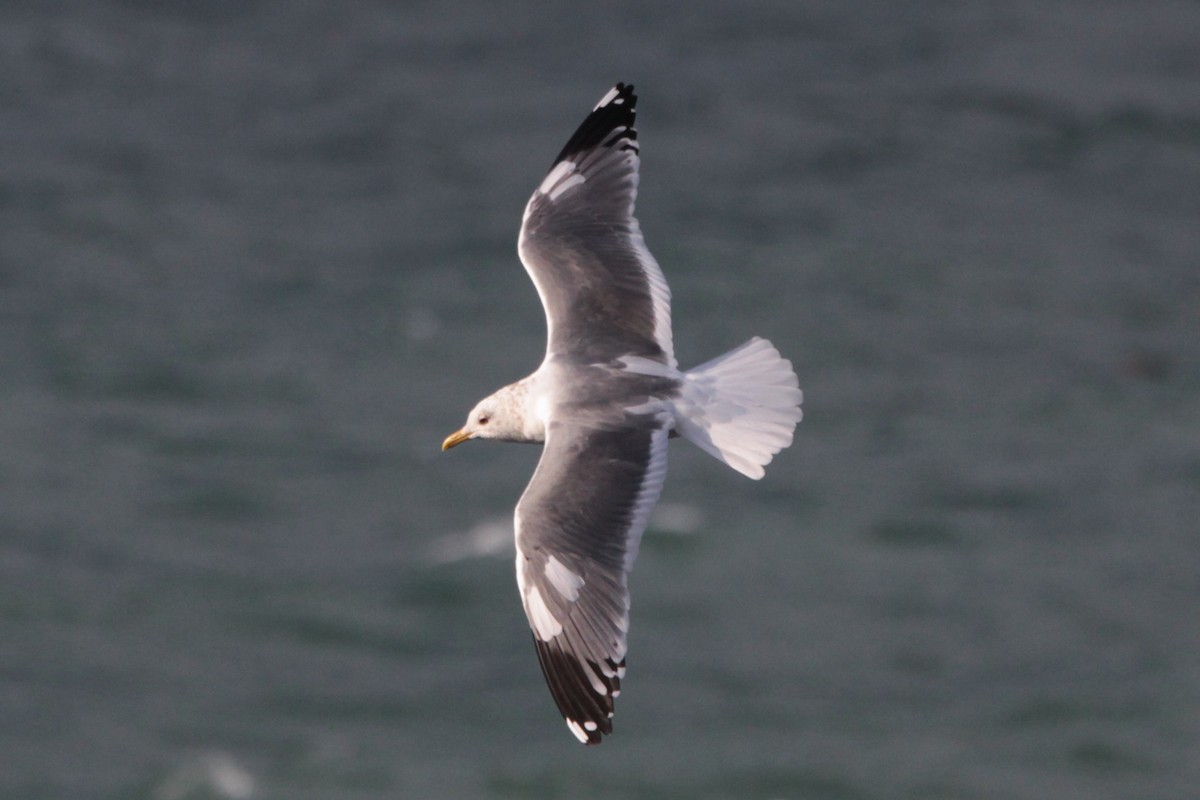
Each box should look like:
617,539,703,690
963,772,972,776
514,422,669,743
518,84,674,366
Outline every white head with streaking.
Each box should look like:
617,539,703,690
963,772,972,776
440,82,802,745
442,378,540,449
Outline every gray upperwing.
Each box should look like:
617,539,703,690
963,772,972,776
514,421,669,744
518,83,674,367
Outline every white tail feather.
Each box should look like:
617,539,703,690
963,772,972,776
672,337,802,479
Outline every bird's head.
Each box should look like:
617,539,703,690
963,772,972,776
442,386,529,450
442,398,498,450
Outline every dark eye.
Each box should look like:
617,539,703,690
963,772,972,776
478,416,490,425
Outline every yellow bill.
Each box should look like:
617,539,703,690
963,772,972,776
442,429,472,451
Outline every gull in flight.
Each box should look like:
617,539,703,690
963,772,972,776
442,83,802,744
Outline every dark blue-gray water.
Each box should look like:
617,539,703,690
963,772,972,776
2,2,1198,798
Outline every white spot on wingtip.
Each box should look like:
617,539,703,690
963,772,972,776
593,86,621,110
582,662,608,696
583,721,598,732
566,718,589,743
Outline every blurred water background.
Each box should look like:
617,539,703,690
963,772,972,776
2,2,1198,798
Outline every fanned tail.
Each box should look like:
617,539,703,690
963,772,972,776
672,337,802,479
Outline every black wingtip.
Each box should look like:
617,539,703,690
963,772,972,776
549,83,639,168
532,635,620,745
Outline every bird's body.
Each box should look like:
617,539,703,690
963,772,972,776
443,84,802,744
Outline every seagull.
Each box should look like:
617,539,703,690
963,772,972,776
442,83,802,744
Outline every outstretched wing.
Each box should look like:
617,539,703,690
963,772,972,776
518,83,675,368
513,421,668,744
